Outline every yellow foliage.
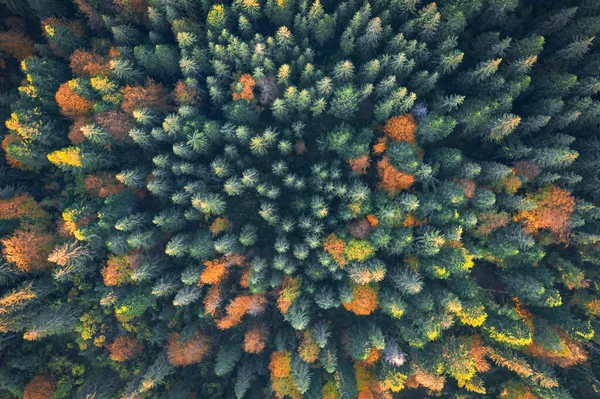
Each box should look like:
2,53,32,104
48,147,82,167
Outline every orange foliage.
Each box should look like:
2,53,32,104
108,336,143,362
121,79,172,114
410,365,446,392
269,351,292,378
382,114,416,143
68,118,89,144
476,212,509,236
23,375,55,399
525,332,587,368
232,73,256,101
349,155,370,175
244,326,267,354
343,283,378,315
1,132,24,169
587,299,600,317
471,336,491,372
174,80,200,106
376,156,414,196
101,255,133,286
277,276,301,314
69,49,107,76
74,0,104,29
0,283,36,315
366,214,379,227
500,380,537,399
200,258,228,285
372,136,387,154
95,111,135,142
210,217,230,236
500,173,522,194
217,295,265,329
516,185,576,240
0,31,35,61
458,179,476,198
298,330,320,363
114,0,149,18
364,348,381,365
323,233,347,267
55,82,94,119
403,213,426,228
85,173,125,198
0,194,48,220
1,227,55,272
167,332,210,366
203,284,222,316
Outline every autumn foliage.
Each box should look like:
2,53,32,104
377,156,415,196
55,82,94,119
382,114,417,143
323,233,347,267
0,31,35,62
95,111,135,142
516,185,576,240
121,79,172,114
0,194,48,220
343,283,379,315
244,326,267,354
108,336,143,362
69,49,108,76
84,173,125,198
101,255,134,286
232,73,255,102
1,226,55,272
349,155,370,175
23,375,56,399
166,331,211,366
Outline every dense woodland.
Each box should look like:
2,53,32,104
1,0,600,398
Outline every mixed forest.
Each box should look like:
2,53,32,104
1,0,600,398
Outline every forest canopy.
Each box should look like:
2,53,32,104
1,0,600,398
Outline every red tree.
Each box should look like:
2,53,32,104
166,332,210,366
108,336,143,362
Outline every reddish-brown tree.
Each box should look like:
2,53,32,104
174,80,200,106
55,82,94,119
84,173,126,198
101,255,133,286
69,49,108,76
0,194,48,220
376,156,415,196
95,111,135,142
0,31,35,61
23,375,55,399
244,326,267,354
348,155,370,175
121,79,172,114
1,227,55,272
108,336,144,362
166,332,210,366
382,114,417,143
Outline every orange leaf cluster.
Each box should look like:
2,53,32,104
232,73,256,102
500,380,537,399
95,111,135,142
372,136,387,155
348,155,370,175
0,194,48,220
363,347,381,365
470,336,491,372
298,330,320,363
55,82,94,119
68,118,89,144
0,283,36,315
167,332,210,366
500,173,522,194
525,332,587,368
1,132,24,169
244,326,268,354
200,258,228,285
376,156,414,196
101,255,133,286
203,284,222,316
0,31,35,61
457,178,476,198
343,283,378,316
1,227,55,272
269,351,292,378
174,80,200,106
476,212,509,236
217,294,265,329
23,375,55,399
323,233,347,267
382,114,416,143
69,49,108,76
406,365,445,392
366,214,379,227
121,79,172,114
403,213,426,228
84,173,126,198
354,362,388,399
516,185,575,240
277,276,301,314
108,336,143,362
210,217,230,236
